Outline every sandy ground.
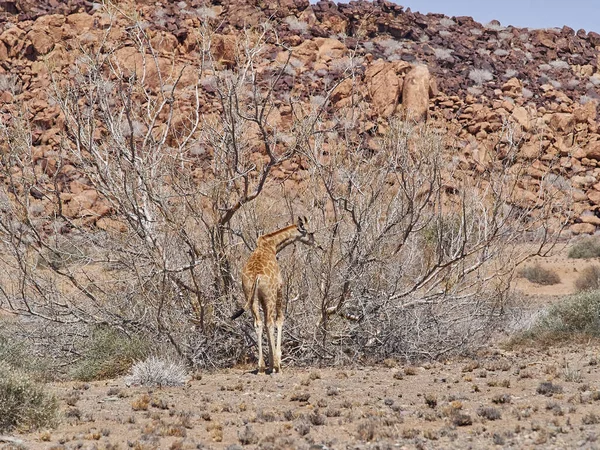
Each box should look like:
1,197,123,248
5,246,600,449
3,342,600,450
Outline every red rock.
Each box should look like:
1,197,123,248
587,189,600,205
65,12,94,30
0,41,7,61
573,101,597,123
365,60,409,117
96,218,128,233
150,31,179,55
582,142,600,160
549,113,575,133
512,106,532,131
571,223,596,234
401,64,432,123
210,34,237,68
580,214,600,226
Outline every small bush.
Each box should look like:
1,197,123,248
510,290,600,346
568,237,600,259
452,413,473,426
433,48,454,61
0,329,53,381
477,406,501,420
518,264,560,285
284,16,309,33
126,356,188,387
575,266,600,292
238,425,259,445
439,18,456,28
469,69,493,85
537,381,563,396
0,363,59,433
71,327,150,381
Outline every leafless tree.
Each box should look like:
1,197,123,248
0,4,570,370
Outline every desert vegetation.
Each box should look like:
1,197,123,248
519,264,561,285
0,3,569,381
1,0,600,447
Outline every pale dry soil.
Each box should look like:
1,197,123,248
6,247,600,449
3,343,600,450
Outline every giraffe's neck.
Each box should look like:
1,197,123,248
257,225,301,254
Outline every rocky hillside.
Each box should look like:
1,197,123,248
1,0,600,234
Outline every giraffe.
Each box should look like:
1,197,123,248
231,216,315,374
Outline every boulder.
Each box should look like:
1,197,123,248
571,223,596,234
582,142,600,160
512,106,532,131
574,101,597,123
587,189,600,205
365,60,410,117
401,64,432,123
549,113,575,133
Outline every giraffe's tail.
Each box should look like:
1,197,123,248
230,308,245,320
231,276,260,321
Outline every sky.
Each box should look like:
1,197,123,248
384,0,600,33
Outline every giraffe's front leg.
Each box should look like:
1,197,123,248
274,286,284,373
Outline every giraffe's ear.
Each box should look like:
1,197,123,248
297,216,306,232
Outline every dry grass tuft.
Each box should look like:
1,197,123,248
126,357,187,387
519,264,560,285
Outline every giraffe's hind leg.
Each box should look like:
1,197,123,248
251,287,265,373
265,301,277,374
274,286,284,373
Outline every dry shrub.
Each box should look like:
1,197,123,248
518,264,560,285
574,266,600,292
126,356,188,387
568,236,600,259
477,406,501,420
0,363,59,433
71,327,150,381
537,382,563,397
513,290,600,346
0,5,566,371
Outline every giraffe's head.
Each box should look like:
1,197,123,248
296,216,316,246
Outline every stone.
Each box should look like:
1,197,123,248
580,213,600,226
573,101,597,123
27,29,54,55
401,64,432,123
501,77,522,97
96,218,128,233
571,223,596,235
549,113,575,133
61,190,98,218
365,60,407,117
582,142,600,160
520,142,542,159
211,34,237,68
512,107,532,131
587,189,600,205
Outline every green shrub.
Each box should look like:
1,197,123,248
71,327,150,381
512,290,600,346
518,264,560,285
568,236,600,259
0,329,53,381
575,265,600,292
0,363,59,433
